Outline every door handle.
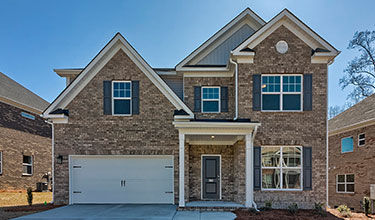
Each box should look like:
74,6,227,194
121,179,126,187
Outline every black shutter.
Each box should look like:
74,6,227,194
220,86,228,112
303,74,313,111
303,146,312,190
254,146,261,190
194,86,201,112
132,81,139,115
103,81,112,115
253,74,261,111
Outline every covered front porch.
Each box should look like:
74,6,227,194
173,119,260,208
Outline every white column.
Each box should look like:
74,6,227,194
245,133,254,207
179,132,185,207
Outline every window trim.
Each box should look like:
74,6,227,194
336,174,355,194
358,133,365,147
261,74,303,112
261,146,303,191
21,112,35,120
0,151,2,175
112,81,132,116
22,155,33,176
341,136,354,153
201,86,221,113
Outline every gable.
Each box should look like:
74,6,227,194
43,33,194,120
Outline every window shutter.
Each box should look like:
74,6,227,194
194,86,201,112
253,74,261,111
132,81,139,115
103,81,112,115
254,146,261,190
303,146,312,190
220,86,228,112
303,74,313,111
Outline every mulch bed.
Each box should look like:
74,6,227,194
0,204,63,220
234,208,342,220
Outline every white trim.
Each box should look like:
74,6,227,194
260,146,303,191
183,71,233,78
245,134,253,207
336,174,355,194
22,155,33,176
179,133,185,207
329,118,375,136
43,33,194,120
201,86,221,113
358,133,365,146
0,96,44,115
341,136,354,153
261,74,303,112
111,81,132,116
201,154,222,200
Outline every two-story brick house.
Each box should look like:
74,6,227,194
328,94,375,211
43,8,339,208
0,72,52,191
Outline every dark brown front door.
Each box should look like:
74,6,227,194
202,156,220,199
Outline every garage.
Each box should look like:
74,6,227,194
69,155,174,204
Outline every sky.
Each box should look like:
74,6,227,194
1,0,375,107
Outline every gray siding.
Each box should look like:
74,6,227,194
197,24,255,65
160,75,184,100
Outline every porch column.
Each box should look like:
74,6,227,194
179,132,185,207
245,133,253,207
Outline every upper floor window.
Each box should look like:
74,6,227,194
202,87,220,113
261,146,302,190
261,75,302,111
112,81,131,115
22,155,33,175
21,112,35,120
358,133,365,146
341,137,353,153
337,174,354,193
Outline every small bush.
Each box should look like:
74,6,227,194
287,203,298,215
26,187,33,206
362,197,371,216
314,202,327,217
337,204,351,217
262,200,272,211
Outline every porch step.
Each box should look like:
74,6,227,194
180,201,245,211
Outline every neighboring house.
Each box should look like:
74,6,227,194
43,8,339,208
0,72,51,190
328,94,375,211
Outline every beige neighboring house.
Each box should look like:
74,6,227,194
0,72,52,191
43,8,339,209
328,94,375,211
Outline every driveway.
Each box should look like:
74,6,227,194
14,204,237,220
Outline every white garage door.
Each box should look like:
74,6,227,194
70,155,174,204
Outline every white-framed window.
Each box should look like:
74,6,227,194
341,136,353,153
358,133,365,146
112,81,132,116
22,155,33,175
201,87,220,113
261,75,302,111
337,174,354,193
21,112,35,120
0,151,2,175
261,146,302,190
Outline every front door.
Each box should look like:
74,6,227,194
202,155,220,199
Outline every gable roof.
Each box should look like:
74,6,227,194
0,72,49,114
232,9,339,58
176,8,265,70
43,33,194,119
329,94,375,135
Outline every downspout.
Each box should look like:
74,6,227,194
45,120,54,204
326,63,329,208
229,58,238,120
252,126,259,211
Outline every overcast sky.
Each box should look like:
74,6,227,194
1,0,374,107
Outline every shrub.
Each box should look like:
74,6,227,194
287,203,298,215
314,202,327,217
26,187,33,206
362,197,371,216
262,200,272,211
337,204,351,217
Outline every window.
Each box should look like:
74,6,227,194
261,75,302,111
358,133,365,146
0,151,2,175
112,81,131,115
341,137,353,153
261,146,302,190
21,112,35,120
22,155,33,175
337,174,354,193
202,87,220,113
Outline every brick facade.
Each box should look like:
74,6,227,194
328,124,375,211
0,101,51,190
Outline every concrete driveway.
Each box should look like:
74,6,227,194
14,204,237,220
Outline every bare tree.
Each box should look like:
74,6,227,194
340,30,375,101
328,102,354,119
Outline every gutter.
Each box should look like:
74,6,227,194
229,58,239,120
